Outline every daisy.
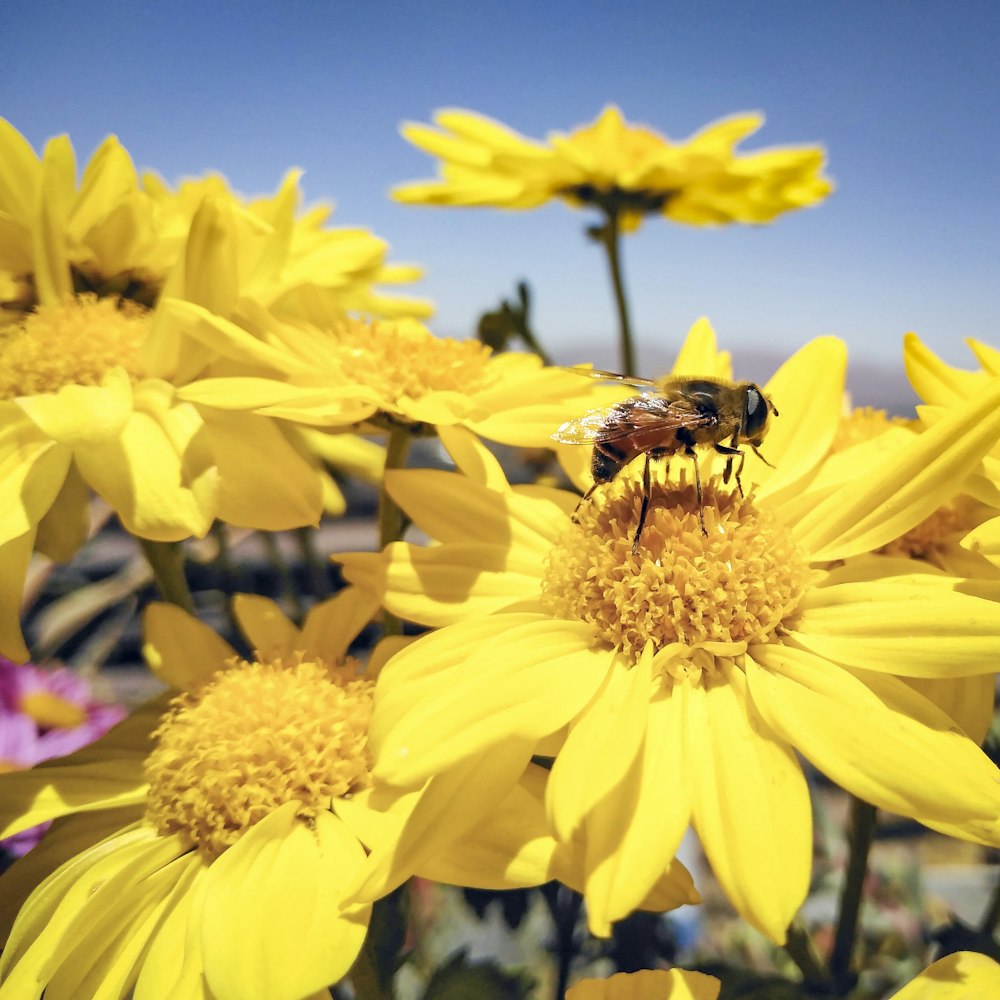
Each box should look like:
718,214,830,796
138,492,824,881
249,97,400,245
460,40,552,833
338,323,1000,942
392,106,832,232
160,307,626,455
0,589,696,999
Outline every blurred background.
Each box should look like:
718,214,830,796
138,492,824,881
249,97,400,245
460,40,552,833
3,1,997,405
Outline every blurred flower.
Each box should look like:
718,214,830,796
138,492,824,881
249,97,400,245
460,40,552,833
393,106,832,231
0,655,124,856
892,951,1000,999
567,968,720,999
0,117,429,326
0,118,430,659
162,306,623,451
339,321,1000,942
0,589,696,999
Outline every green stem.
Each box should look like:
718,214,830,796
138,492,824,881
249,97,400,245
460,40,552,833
259,531,304,620
138,539,194,612
783,919,831,992
597,208,636,374
377,425,412,637
830,797,877,995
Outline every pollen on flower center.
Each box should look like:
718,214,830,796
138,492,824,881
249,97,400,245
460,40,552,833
540,475,811,662
0,295,148,400
331,318,492,401
144,657,373,861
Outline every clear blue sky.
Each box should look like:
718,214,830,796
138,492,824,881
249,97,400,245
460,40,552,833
3,1,998,391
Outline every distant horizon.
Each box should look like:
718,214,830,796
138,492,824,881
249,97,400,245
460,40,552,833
2,2,997,386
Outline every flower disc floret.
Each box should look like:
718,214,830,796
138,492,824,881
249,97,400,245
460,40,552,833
145,657,373,860
333,318,491,401
0,295,147,399
540,477,811,662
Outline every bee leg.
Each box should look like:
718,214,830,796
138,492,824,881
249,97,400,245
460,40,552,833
632,453,652,554
714,443,744,494
750,444,775,469
572,479,603,523
687,446,707,536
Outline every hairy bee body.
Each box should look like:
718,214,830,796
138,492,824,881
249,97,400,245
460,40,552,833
554,372,779,548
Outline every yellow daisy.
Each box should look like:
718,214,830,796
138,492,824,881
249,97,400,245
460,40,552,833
158,305,625,452
393,105,832,231
1,118,434,658
827,403,999,744
905,333,1000,566
338,323,1000,942
567,968,720,1000
0,117,429,326
0,588,696,999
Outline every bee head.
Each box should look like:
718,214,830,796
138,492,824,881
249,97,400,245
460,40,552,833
742,383,778,444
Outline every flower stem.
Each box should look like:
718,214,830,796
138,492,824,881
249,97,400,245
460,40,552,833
138,539,194,612
830,796,877,995
783,918,831,992
596,208,637,375
377,424,412,637
979,870,1000,935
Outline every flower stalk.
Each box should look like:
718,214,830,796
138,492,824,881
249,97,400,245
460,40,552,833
138,539,195,613
592,208,636,374
830,796,878,995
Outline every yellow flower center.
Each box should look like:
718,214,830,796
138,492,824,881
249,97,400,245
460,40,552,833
331,319,491,402
0,295,147,400
540,475,811,663
144,657,373,861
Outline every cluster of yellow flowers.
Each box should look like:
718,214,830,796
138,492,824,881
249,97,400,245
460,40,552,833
1,108,999,1000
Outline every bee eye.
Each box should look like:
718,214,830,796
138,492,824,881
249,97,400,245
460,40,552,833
743,386,769,438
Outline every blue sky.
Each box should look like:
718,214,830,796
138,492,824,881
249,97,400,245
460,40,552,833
3,2,998,397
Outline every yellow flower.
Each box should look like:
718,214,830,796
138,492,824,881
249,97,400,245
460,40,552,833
905,333,1000,567
393,106,832,231
0,117,429,325
159,305,624,452
567,968,720,1000
892,952,1000,999
0,589,695,999
0,118,432,659
827,404,999,744
142,169,431,322
338,321,1000,942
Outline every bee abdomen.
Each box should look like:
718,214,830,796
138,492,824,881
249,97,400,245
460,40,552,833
592,442,627,484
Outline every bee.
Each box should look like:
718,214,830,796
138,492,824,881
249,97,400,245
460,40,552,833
554,371,779,550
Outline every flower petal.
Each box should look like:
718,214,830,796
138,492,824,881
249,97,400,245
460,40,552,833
0,530,34,662
795,379,1000,561
0,698,164,839
685,665,811,943
790,574,1000,676
567,968,721,1000
348,739,535,904
201,803,370,1000
0,806,142,944
338,542,544,627
437,422,510,492
903,333,988,405
892,951,1000,1000
299,586,381,664
671,317,732,379
143,603,236,689
388,466,567,548
230,594,300,663
747,644,1000,829
755,336,846,501
370,616,606,787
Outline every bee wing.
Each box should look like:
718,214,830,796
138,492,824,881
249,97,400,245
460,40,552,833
561,366,659,389
553,395,713,444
